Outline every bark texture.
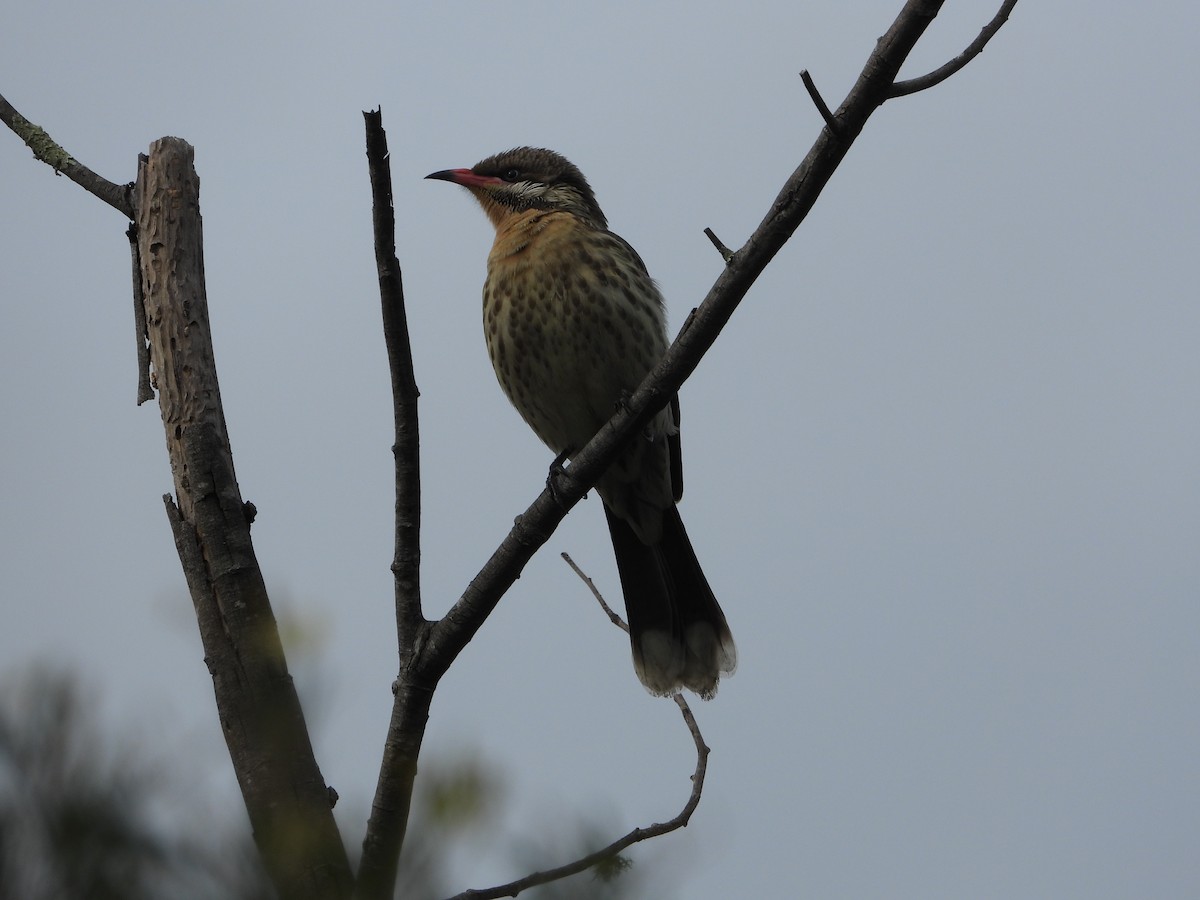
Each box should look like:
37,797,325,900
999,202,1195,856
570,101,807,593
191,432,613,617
135,138,353,900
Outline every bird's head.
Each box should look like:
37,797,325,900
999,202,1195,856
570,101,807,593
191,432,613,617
426,147,607,230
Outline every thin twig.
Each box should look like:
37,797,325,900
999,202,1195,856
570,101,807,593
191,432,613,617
561,552,628,633
800,70,840,134
703,227,735,264
0,91,133,218
358,108,433,900
447,556,708,900
362,107,424,647
890,0,1019,97
447,695,707,900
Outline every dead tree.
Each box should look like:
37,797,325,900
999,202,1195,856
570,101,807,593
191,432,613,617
0,2,1018,897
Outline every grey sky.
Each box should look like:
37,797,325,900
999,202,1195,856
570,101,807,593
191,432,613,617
2,2,1198,896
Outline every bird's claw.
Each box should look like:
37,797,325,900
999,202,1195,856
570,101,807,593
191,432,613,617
546,449,572,508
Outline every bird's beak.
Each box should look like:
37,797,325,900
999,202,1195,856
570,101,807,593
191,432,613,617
425,168,502,189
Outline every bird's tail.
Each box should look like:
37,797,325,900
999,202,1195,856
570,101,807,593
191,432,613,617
604,505,736,699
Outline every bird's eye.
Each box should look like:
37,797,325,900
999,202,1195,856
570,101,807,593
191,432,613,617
502,168,521,182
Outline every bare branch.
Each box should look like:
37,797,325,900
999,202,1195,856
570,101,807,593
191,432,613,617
137,139,352,899
6,2,1016,894
890,0,1019,97
423,556,708,898
438,555,706,897
703,227,735,264
357,109,434,900
562,552,629,633
364,108,424,643
800,70,840,134
447,689,708,900
419,0,956,686
0,91,133,218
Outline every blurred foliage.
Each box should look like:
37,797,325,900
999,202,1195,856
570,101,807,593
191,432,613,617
511,823,647,900
0,665,272,900
395,754,653,898
0,666,659,899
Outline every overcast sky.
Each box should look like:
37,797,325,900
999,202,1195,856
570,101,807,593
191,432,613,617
2,2,1198,897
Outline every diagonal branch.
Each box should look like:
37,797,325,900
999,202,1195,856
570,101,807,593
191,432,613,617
890,0,1019,97
2,2,1018,898
800,70,840,133
367,3,1017,890
562,552,627,633
0,91,133,217
419,0,988,682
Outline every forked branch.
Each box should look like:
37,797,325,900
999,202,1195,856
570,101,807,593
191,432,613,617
390,1,1019,889
420,0,1020,682
890,0,1019,96
1,2,1019,898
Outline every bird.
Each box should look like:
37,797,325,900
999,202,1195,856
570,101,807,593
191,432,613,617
426,147,735,699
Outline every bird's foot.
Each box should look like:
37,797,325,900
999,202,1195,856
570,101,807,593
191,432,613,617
546,449,572,508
